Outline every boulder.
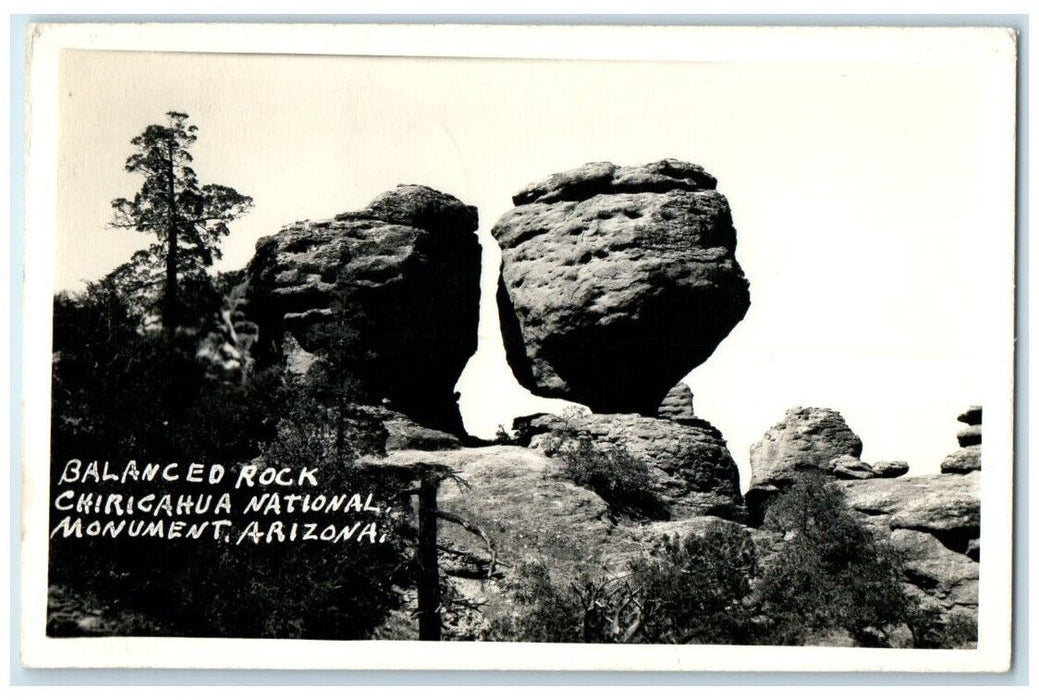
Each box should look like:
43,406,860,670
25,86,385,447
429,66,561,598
941,445,981,474
746,407,863,523
383,416,461,452
889,529,979,614
830,455,875,480
872,460,911,479
957,425,982,447
957,405,982,425
493,160,750,415
521,411,745,521
656,382,697,424
831,456,910,480
240,185,481,435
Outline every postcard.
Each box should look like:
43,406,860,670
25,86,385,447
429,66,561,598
19,22,1017,671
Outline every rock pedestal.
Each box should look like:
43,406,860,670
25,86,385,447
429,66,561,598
518,411,746,521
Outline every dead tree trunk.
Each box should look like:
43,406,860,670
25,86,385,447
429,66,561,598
416,472,441,641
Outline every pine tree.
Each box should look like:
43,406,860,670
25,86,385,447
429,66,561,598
110,111,252,335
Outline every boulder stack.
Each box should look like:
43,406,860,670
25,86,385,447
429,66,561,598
941,406,982,474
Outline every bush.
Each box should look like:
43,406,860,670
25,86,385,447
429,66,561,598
542,411,666,520
755,472,916,646
904,600,978,649
490,523,758,644
628,525,758,644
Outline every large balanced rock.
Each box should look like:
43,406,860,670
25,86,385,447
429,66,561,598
746,407,863,523
241,185,481,435
519,411,745,521
493,160,750,415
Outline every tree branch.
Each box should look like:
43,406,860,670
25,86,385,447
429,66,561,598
434,509,498,579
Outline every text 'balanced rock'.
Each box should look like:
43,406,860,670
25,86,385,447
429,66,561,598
242,185,481,435
493,160,751,415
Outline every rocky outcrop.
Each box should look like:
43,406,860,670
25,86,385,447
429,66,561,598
656,382,696,424
744,404,980,630
841,472,980,623
518,411,745,521
240,185,481,435
493,160,750,415
360,440,978,643
941,406,982,474
363,445,757,640
746,407,863,523
841,472,980,554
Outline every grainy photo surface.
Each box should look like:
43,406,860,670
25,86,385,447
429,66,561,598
21,23,1017,671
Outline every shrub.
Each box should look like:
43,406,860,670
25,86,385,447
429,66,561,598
628,524,758,644
490,523,758,644
755,471,916,646
904,600,978,649
542,411,666,520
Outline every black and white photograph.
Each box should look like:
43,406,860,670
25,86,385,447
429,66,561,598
18,22,1017,672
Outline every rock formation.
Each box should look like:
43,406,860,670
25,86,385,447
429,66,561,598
830,455,910,480
656,382,696,424
492,160,750,415
842,472,980,622
517,411,745,521
942,406,982,474
240,185,481,435
744,404,980,632
829,455,876,480
362,444,760,639
746,407,863,522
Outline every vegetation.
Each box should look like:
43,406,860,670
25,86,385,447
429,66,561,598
754,472,915,646
48,112,410,640
49,278,412,638
110,111,252,336
490,471,968,648
490,523,757,644
541,410,667,520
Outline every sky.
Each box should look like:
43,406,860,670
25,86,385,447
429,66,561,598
54,42,1015,489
